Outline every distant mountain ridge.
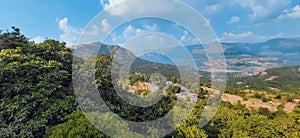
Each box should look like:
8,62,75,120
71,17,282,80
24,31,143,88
70,37,300,78
70,42,210,80
140,37,300,77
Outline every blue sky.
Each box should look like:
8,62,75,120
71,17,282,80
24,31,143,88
1,0,300,46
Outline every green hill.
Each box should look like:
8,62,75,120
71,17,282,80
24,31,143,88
230,66,300,92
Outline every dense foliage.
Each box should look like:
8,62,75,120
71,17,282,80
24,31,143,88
0,27,77,137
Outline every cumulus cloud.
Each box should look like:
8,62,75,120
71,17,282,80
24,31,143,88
228,16,240,24
58,18,100,45
100,0,174,17
288,5,300,18
278,5,300,19
110,25,146,44
179,31,197,45
205,4,219,12
123,34,180,54
235,0,290,20
180,31,189,41
221,31,285,42
101,19,112,33
221,32,255,42
123,25,143,39
29,36,45,43
100,0,129,16
101,0,125,10
223,32,253,39
58,18,81,46
144,24,157,31
83,25,99,36
203,19,212,27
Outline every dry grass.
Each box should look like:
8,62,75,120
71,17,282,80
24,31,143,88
221,91,297,112
222,94,244,104
284,102,297,113
242,99,281,112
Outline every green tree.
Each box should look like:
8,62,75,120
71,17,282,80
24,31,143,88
0,27,28,50
165,85,181,94
47,112,107,138
0,29,77,137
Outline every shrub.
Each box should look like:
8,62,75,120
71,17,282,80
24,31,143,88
254,93,262,99
275,94,282,99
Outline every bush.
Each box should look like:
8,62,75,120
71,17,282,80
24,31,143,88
254,93,262,99
258,107,271,117
286,96,294,102
262,97,271,102
275,94,282,99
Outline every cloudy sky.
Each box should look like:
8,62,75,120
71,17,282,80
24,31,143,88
1,0,300,46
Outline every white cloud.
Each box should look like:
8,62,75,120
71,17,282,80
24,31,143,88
111,25,147,44
288,5,300,18
180,31,189,42
205,4,219,12
101,0,125,10
58,18,81,46
123,25,143,39
179,31,198,45
84,25,99,36
58,18,100,45
203,19,211,27
223,32,253,39
123,34,180,54
221,31,285,42
235,0,290,20
100,0,174,17
110,24,197,47
278,5,300,19
100,0,128,16
221,31,254,42
228,16,240,24
144,24,157,31
30,36,45,43
101,19,112,33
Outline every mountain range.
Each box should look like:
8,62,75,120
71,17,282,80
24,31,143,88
70,37,300,78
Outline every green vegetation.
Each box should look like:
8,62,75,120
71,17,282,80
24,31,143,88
129,74,150,85
224,87,249,100
0,28,77,137
1,27,300,137
165,85,181,94
231,66,300,93
46,112,107,138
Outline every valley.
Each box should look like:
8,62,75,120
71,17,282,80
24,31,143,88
1,28,300,137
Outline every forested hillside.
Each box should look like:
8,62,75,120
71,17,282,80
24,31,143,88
230,66,300,92
0,28,300,137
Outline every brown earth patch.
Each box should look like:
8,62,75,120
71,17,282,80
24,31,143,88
222,94,244,104
284,102,297,113
130,82,152,92
241,99,281,112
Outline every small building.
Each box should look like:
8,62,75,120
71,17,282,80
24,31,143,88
165,81,173,86
175,92,198,102
190,93,199,102
151,86,161,93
